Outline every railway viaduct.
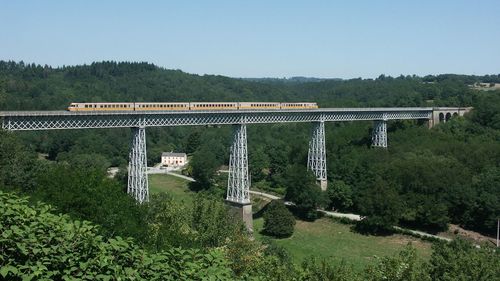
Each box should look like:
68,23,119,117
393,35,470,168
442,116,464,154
0,106,471,231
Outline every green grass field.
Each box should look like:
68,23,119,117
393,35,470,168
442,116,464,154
148,174,193,205
147,176,433,270
253,217,432,271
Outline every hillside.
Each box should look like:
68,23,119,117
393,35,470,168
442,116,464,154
1,61,499,237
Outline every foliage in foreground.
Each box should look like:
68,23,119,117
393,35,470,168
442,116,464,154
144,192,243,251
0,191,232,280
2,190,499,281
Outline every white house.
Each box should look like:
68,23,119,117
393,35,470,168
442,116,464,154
161,152,187,167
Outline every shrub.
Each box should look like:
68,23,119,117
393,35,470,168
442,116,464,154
263,200,296,238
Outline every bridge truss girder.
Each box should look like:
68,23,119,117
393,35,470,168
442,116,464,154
1,109,432,131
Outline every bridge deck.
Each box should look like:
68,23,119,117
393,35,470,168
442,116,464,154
0,107,450,131
0,107,434,117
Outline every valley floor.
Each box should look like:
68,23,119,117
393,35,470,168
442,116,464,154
149,174,433,270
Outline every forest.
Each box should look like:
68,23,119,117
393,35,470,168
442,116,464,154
1,60,499,279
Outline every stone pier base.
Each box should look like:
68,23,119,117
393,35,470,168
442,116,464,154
226,200,253,233
319,179,328,191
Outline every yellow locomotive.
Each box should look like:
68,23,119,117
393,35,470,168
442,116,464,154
67,102,318,111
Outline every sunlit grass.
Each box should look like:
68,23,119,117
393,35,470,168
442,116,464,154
148,174,193,205
253,217,432,271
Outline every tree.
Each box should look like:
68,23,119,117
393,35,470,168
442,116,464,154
466,167,500,235
0,130,40,192
189,147,218,190
191,194,242,248
284,165,327,220
355,176,403,234
263,200,296,238
428,239,500,281
185,131,201,154
327,180,353,211
249,147,270,182
144,193,195,251
34,164,147,242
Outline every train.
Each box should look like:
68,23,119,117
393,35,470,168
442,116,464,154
67,102,318,111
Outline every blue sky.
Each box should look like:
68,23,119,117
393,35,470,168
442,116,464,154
1,1,499,78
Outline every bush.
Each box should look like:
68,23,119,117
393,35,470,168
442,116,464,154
263,200,296,238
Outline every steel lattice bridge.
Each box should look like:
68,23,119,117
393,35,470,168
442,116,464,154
0,107,470,231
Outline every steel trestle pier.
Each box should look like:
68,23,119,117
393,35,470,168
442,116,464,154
128,126,149,203
307,120,327,190
226,123,250,204
371,120,388,148
226,122,253,231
